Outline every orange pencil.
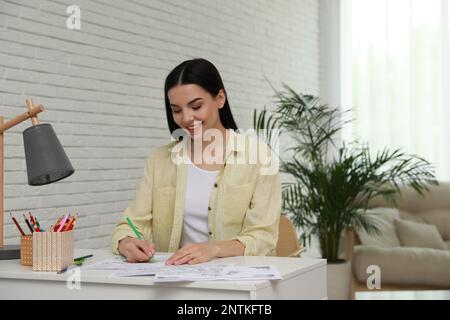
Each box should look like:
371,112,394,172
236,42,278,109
63,216,74,231
67,214,78,231
64,214,78,231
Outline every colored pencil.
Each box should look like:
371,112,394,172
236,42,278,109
68,216,77,231
62,216,74,231
126,217,142,240
74,254,93,262
23,214,34,233
56,213,70,232
28,212,35,225
53,215,64,231
10,213,25,236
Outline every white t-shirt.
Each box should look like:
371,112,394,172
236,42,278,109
180,159,219,247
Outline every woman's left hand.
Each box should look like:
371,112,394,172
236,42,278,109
166,242,220,265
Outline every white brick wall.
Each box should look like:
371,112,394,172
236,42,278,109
0,0,319,249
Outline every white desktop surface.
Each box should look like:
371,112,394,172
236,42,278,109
0,248,327,300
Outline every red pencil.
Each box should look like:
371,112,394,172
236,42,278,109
10,213,25,236
53,215,63,232
28,212,35,225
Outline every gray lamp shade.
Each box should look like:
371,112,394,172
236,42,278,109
23,123,74,186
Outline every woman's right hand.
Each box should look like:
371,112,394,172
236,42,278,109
118,237,155,262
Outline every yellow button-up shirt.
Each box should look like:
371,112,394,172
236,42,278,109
111,130,281,256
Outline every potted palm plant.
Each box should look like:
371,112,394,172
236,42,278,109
253,86,437,299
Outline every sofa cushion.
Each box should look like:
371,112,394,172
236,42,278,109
394,219,447,250
369,183,450,212
356,208,401,248
353,245,450,286
400,209,450,241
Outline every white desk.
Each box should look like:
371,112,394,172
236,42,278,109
0,249,326,300
356,290,450,300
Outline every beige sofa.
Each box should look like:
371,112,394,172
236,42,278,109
347,182,450,295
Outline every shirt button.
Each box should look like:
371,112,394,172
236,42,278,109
209,231,212,235
208,206,211,211
214,183,218,188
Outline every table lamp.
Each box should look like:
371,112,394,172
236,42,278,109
0,98,74,259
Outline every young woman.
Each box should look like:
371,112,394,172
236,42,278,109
112,58,281,265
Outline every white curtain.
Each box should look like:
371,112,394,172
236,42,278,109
340,0,450,182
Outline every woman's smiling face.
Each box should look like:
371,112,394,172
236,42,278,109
168,84,226,139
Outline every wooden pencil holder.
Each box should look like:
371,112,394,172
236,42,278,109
32,230,74,272
20,235,33,266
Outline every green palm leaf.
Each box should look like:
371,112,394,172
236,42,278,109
253,86,438,262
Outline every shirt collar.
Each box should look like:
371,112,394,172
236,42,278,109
170,129,245,165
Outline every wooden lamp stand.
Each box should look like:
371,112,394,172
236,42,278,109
0,99,44,259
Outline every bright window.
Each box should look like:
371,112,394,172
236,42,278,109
341,0,450,181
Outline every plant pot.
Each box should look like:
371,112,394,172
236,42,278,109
327,260,351,300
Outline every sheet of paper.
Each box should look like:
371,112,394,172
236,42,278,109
154,264,281,282
82,253,171,270
82,256,128,270
121,263,282,282
112,263,282,282
110,261,169,277
218,265,282,281
151,263,235,281
83,254,282,282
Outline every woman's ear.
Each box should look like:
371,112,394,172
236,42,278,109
217,89,226,109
